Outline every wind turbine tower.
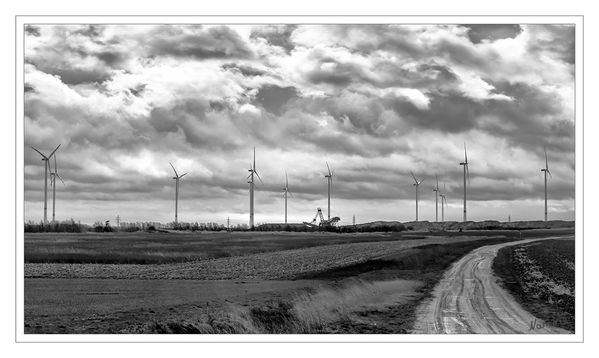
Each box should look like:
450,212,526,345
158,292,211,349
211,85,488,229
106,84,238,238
31,144,61,224
324,162,334,220
439,184,447,222
433,175,439,222
247,147,263,228
411,171,424,221
49,154,64,224
169,163,188,226
459,143,470,222
282,171,294,224
541,149,552,221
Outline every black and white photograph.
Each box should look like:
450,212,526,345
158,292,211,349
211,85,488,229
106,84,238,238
15,15,583,343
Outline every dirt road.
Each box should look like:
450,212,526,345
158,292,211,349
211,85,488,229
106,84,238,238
414,237,573,334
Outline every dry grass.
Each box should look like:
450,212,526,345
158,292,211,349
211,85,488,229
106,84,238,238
291,279,420,332
142,279,420,334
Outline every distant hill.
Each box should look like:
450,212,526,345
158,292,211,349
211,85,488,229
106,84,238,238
345,220,574,232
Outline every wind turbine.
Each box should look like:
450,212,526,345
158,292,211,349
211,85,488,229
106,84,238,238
439,184,448,222
459,143,470,222
31,144,61,224
169,162,188,226
541,149,552,222
282,171,294,224
324,162,334,220
247,147,263,228
411,171,424,221
433,174,439,222
49,154,64,224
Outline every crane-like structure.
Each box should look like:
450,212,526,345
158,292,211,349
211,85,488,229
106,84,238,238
303,208,340,229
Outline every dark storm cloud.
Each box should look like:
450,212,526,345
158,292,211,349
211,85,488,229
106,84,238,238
388,92,480,133
97,51,126,66
254,85,299,115
250,25,297,53
25,25,40,37
25,25,117,85
45,67,112,85
148,25,253,59
304,56,373,86
221,63,267,77
73,25,104,39
148,100,243,151
463,24,522,44
484,81,574,152
527,25,575,64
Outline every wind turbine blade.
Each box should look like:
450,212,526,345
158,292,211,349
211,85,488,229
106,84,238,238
31,146,47,159
169,162,178,177
464,142,468,163
285,171,288,187
54,155,58,172
547,169,553,179
326,162,331,176
179,173,188,178
466,165,470,184
289,190,295,199
410,171,418,183
545,149,549,170
253,147,256,171
255,170,264,185
55,173,65,185
419,178,425,185
48,144,61,159
436,175,439,189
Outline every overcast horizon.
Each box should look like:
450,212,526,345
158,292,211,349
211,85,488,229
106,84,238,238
23,24,575,226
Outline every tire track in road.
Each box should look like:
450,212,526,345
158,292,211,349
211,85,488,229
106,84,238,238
414,236,573,334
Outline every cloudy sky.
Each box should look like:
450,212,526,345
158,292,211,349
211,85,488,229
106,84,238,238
23,24,575,225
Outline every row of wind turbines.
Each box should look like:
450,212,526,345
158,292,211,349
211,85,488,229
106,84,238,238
30,142,554,227
409,143,470,223
409,143,553,223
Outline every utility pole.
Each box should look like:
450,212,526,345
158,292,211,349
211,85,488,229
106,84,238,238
353,215,355,226
227,216,230,232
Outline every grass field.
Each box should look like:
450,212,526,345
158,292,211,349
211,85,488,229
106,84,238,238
492,239,575,332
24,228,573,265
25,231,424,264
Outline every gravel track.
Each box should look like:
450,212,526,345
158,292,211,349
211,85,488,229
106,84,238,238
413,236,573,334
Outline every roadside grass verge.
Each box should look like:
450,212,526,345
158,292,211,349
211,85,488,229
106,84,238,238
492,239,575,332
141,279,420,334
144,237,519,334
